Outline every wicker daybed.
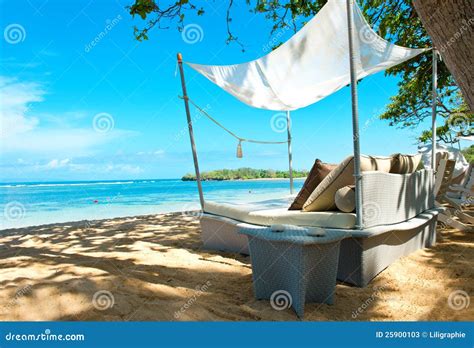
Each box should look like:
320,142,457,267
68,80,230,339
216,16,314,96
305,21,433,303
201,157,439,287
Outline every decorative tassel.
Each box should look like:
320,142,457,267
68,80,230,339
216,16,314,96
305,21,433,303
236,140,243,158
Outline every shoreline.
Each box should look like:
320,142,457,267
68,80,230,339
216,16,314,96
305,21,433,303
184,177,307,182
1,177,307,189
230,177,306,182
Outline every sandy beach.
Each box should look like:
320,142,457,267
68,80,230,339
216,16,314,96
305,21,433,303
0,212,472,321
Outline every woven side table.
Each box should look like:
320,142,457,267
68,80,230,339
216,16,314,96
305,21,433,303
239,227,346,317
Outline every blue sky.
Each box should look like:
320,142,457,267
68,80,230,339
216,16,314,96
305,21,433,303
0,0,444,182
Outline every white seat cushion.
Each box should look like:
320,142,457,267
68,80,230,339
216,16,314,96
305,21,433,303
203,200,356,229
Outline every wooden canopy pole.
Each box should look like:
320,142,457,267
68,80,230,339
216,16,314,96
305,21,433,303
177,53,205,209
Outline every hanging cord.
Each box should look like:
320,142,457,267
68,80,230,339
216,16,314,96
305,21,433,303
178,95,288,145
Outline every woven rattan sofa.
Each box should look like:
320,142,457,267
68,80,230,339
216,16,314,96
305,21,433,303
200,168,439,287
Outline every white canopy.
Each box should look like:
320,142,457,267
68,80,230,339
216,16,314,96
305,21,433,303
458,135,474,142
186,0,428,111
418,143,470,179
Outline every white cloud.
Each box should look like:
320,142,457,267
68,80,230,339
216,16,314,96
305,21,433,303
0,76,42,137
46,158,70,169
0,58,42,70
2,128,134,154
136,149,165,157
0,76,137,155
23,158,143,176
105,164,143,174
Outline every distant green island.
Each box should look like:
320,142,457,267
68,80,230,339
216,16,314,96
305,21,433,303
182,168,309,181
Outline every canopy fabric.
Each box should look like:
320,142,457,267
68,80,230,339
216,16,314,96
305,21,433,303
418,143,470,179
186,0,429,111
458,135,474,141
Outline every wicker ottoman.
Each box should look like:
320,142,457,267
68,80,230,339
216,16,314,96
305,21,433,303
239,227,346,317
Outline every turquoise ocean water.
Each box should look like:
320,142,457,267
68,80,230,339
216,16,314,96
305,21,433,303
0,179,303,230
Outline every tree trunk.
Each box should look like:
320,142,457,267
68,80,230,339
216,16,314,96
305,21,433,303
413,0,474,111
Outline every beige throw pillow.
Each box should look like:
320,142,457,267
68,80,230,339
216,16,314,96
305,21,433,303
289,159,337,210
335,185,356,212
303,155,390,212
390,153,422,174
